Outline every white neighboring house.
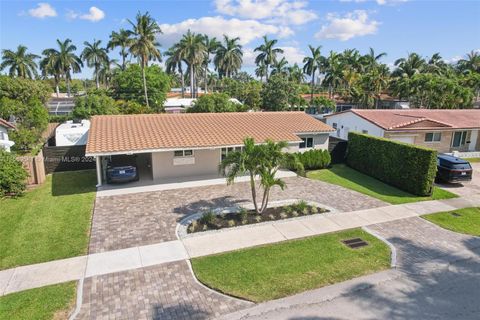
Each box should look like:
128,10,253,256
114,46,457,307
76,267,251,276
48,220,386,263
55,120,90,146
325,109,480,153
0,118,15,152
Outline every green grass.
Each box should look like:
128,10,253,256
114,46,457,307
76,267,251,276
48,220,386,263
0,170,96,270
464,157,480,163
0,282,76,320
191,229,391,302
423,207,480,236
307,164,457,205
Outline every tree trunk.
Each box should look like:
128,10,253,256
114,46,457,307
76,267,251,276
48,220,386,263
121,48,126,70
66,72,71,97
265,65,269,82
249,172,260,214
259,186,270,213
95,66,100,89
180,69,185,98
190,65,195,98
142,63,149,108
310,70,315,103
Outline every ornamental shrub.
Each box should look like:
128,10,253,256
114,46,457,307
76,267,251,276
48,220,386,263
0,150,28,197
346,132,437,196
295,149,331,171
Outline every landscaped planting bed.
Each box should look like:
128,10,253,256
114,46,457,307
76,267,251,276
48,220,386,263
187,200,329,234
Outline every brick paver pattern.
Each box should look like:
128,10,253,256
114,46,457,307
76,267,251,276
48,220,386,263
77,261,252,320
89,176,385,253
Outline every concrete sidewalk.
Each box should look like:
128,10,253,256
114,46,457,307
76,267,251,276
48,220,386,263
1,194,479,296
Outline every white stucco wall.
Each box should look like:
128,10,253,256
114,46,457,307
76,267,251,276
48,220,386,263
288,133,330,153
326,112,384,140
0,126,14,152
152,149,221,180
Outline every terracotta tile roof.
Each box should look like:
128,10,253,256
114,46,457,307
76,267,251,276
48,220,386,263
86,112,334,156
328,109,480,131
0,118,15,129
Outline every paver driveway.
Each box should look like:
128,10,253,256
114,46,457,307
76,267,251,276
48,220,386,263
89,176,385,253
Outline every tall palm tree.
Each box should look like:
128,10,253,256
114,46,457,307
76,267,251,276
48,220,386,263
128,11,162,107
107,29,133,70
40,52,60,96
98,57,119,88
362,47,386,72
254,36,283,81
323,51,343,98
426,53,447,75
165,43,186,98
287,63,304,83
179,30,206,98
202,35,220,93
303,45,323,101
42,39,83,97
81,39,108,89
393,52,426,78
0,45,39,79
214,35,243,79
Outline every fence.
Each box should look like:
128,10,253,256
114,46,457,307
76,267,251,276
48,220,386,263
16,150,46,185
328,137,348,164
42,145,95,174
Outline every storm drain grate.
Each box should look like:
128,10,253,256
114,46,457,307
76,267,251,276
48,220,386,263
342,238,369,249
450,212,462,217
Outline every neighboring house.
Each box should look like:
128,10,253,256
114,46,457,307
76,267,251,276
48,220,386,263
0,118,15,152
85,112,334,186
325,109,480,153
55,120,90,146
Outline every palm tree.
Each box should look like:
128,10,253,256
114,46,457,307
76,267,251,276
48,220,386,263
202,35,220,93
42,39,83,97
426,53,447,75
362,47,386,72
179,30,206,98
287,63,304,83
254,36,283,81
219,137,302,214
107,29,133,70
98,57,119,88
458,50,480,73
0,45,39,79
165,43,186,97
214,35,243,79
393,52,426,78
40,52,60,96
323,51,343,98
255,60,268,82
303,45,323,101
128,11,162,107
81,39,108,89
271,57,288,76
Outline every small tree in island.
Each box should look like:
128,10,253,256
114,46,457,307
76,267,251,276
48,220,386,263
219,137,302,214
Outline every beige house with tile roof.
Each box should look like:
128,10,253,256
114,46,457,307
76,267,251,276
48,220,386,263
86,112,334,186
325,109,480,154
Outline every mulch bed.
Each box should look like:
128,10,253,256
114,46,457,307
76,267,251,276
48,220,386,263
188,202,329,234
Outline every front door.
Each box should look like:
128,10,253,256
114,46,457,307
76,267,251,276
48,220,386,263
452,131,468,150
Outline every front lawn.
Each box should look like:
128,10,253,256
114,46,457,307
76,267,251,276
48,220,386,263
307,164,457,205
423,207,480,236
0,170,96,270
191,229,390,302
463,158,480,163
0,282,76,320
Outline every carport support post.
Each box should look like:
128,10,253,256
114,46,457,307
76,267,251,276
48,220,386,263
96,156,102,187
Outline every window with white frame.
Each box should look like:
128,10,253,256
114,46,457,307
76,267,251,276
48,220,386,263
299,137,313,149
221,146,243,161
174,150,193,157
425,132,441,142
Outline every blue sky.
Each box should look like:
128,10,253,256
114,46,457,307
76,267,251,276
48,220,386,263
1,0,479,78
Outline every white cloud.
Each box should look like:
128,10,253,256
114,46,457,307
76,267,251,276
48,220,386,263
340,0,407,4
28,3,57,18
67,6,105,22
158,16,293,47
215,0,317,25
315,10,379,41
279,46,305,65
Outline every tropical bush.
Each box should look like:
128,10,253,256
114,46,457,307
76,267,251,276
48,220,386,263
285,149,331,172
188,92,245,113
221,78,262,109
0,150,28,197
110,64,170,112
346,132,437,196
115,100,151,114
0,76,52,104
261,74,301,111
72,90,119,118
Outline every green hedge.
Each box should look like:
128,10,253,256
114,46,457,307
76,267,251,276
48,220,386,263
346,132,437,196
285,149,331,172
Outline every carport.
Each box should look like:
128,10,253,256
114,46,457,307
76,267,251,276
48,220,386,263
95,152,153,187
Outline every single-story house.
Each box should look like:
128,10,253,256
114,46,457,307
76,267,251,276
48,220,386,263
85,112,334,187
0,118,15,152
325,109,480,153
